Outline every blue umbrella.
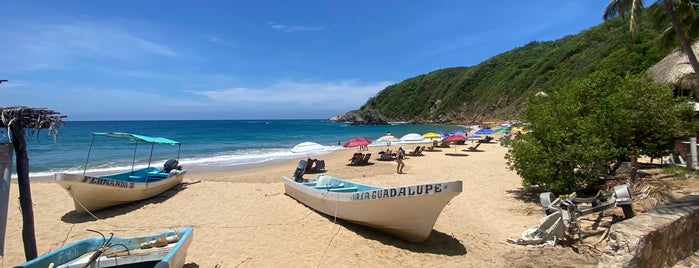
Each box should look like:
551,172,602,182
436,131,448,137
475,128,495,135
449,129,466,135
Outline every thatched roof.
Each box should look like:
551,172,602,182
647,41,699,91
0,106,65,135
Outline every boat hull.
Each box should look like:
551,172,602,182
55,170,186,213
283,175,462,242
15,227,194,268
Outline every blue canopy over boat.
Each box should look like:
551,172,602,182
93,132,181,145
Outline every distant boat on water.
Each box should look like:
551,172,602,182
388,121,408,125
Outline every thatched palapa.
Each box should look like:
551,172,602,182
647,41,699,92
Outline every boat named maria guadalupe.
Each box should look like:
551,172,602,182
283,174,462,242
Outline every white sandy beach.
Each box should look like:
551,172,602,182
3,140,612,267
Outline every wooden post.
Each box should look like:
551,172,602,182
10,123,38,260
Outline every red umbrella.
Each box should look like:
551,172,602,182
444,134,466,154
344,137,372,149
444,134,465,143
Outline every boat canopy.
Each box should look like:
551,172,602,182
93,132,181,145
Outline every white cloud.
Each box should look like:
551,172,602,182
191,79,393,110
1,20,178,71
267,22,324,33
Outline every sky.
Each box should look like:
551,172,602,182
1,1,610,121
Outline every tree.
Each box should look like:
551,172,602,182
604,0,699,93
505,71,696,193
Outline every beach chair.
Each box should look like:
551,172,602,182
304,158,316,173
349,153,363,165
415,146,425,156
467,143,481,152
407,146,422,156
293,159,307,182
311,159,327,173
362,153,371,165
359,153,371,165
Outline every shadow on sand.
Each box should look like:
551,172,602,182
318,215,467,256
60,181,199,223
444,153,469,157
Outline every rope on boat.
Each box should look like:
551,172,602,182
316,202,341,268
66,187,117,228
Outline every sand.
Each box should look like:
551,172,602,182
2,140,606,267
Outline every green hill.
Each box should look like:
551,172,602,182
348,11,675,124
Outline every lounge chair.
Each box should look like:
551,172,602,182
293,160,307,182
358,153,372,165
311,159,327,173
415,146,425,156
378,151,394,161
467,143,481,152
407,146,422,156
349,153,363,165
304,158,316,173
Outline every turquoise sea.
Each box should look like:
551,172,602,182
3,120,467,178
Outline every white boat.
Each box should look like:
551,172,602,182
55,132,187,213
16,226,194,268
282,174,462,242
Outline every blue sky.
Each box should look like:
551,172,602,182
1,1,609,121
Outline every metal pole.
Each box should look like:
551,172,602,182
690,137,697,169
0,143,13,257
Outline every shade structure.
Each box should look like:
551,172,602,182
422,132,442,139
291,142,325,154
494,127,511,133
444,134,465,143
344,137,372,148
400,133,424,143
376,135,399,146
449,129,466,135
475,128,494,135
444,134,466,154
466,135,484,140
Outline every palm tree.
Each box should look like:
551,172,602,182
604,0,699,88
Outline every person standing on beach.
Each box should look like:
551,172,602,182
396,147,405,174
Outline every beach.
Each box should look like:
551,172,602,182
3,140,604,267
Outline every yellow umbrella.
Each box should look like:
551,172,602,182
422,132,442,139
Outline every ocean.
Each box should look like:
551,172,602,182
2,120,467,179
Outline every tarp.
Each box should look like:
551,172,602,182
93,132,180,145
0,143,13,256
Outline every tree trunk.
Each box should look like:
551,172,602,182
10,125,38,260
664,0,699,91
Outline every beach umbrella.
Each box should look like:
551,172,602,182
475,128,495,135
400,133,424,143
444,134,465,143
291,142,325,157
444,134,466,154
467,134,484,141
344,137,371,150
422,132,442,139
436,131,448,137
449,129,466,136
376,135,399,146
494,127,511,133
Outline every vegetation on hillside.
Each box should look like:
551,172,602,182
357,6,680,123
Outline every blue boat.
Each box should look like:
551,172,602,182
55,132,187,213
15,226,194,268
